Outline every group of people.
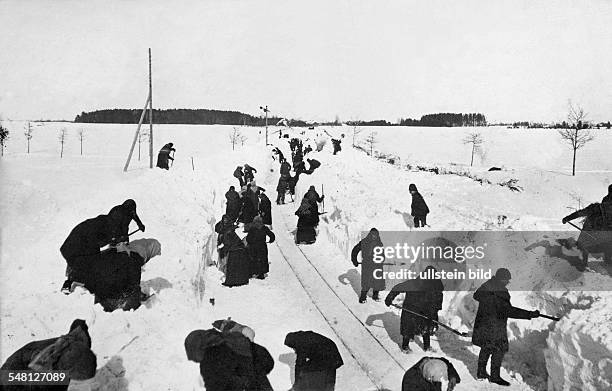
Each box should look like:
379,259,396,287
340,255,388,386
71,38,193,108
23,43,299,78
184,323,344,391
59,199,160,312
276,139,321,205
352,228,543,387
225,182,272,228
214,164,276,286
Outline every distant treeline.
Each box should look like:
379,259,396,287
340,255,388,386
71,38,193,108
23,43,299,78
74,109,490,128
346,113,487,127
74,109,311,127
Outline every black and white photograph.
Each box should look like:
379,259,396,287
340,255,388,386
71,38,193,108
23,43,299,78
1,1,611,390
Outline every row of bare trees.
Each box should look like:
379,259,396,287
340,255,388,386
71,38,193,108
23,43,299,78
351,101,594,176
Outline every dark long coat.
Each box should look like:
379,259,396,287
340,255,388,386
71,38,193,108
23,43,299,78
411,191,430,217
240,190,258,224
472,278,533,352
84,249,145,312
107,202,144,241
156,143,175,169
60,215,116,262
401,357,460,391
385,277,443,337
351,233,385,291
245,224,275,276
258,193,272,225
225,190,242,222
220,231,251,287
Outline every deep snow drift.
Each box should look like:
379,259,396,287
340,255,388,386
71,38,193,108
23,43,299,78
1,122,611,390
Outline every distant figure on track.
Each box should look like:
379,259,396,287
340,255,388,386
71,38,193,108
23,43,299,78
225,186,242,223
284,330,344,391
258,189,273,226
351,228,386,303
156,142,175,169
243,164,257,183
402,356,461,391
233,166,245,187
409,183,429,228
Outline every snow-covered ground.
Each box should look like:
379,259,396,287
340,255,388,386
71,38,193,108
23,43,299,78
1,122,611,390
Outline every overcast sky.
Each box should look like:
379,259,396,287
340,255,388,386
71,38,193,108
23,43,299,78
1,0,611,123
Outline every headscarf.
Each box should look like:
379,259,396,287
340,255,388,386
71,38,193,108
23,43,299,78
125,238,162,263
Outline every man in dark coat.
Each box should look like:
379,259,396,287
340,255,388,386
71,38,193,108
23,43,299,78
243,164,257,183
234,166,246,187
107,199,145,242
60,212,124,293
218,228,251,287
385,266,443,352
225,186,242,222
156,142,175,170
258,190,272,226
184,329,274,391
351,228,386,303
277,176,289,205
409,184,430,228
402,356,460,391
472,268,539,386
1,319,97,391
245,216,275,279
284,331,343,391
280,159,292,177
240,185,258,225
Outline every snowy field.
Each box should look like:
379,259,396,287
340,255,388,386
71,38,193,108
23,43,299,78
1,122,611,391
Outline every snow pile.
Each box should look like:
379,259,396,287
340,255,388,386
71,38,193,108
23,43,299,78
545,292,612,391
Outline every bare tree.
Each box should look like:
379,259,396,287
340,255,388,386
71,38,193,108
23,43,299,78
365,130,377,156
558,101,594,176
0,121,8,157
352,125,363,148
77,129,85,155
463,132,484,166
24,122,34,153
229,127,243,151
58,128,67,158
240,133,248,147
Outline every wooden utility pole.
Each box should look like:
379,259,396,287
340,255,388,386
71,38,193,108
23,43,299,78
260,105,269,145
148,48,154,169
